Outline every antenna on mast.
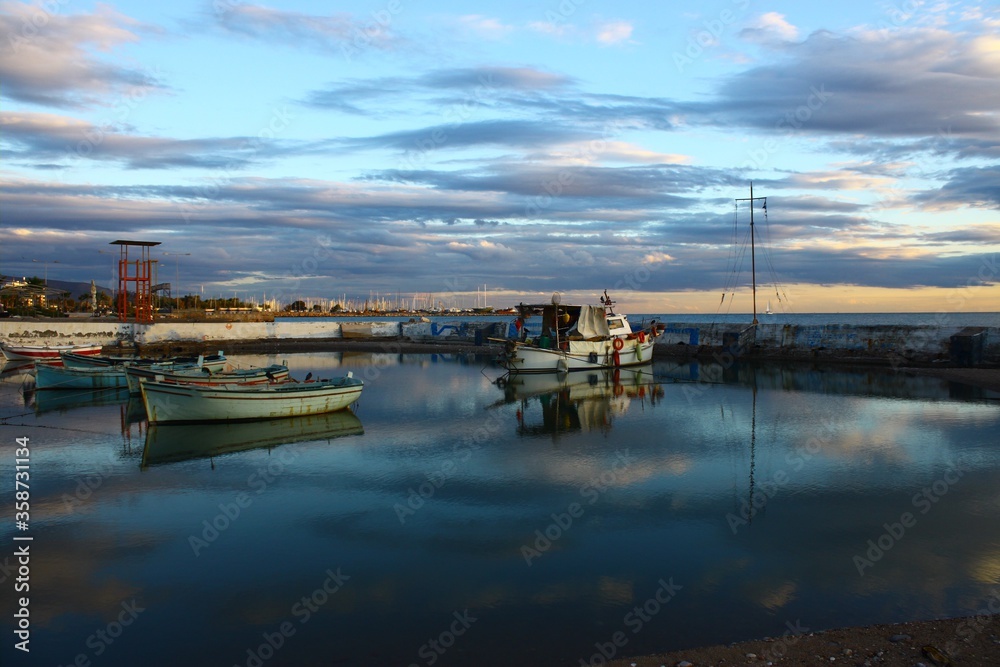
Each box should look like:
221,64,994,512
735,182,767,325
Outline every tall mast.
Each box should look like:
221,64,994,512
735,182,766,325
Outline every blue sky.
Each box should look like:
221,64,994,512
1,0,999,312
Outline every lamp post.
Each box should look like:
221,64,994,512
31,259,59,285
162,252,191,309
31,259,60,312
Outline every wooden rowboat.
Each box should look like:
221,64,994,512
34,362,130,390
124,363,289,394
61,350,228,372
140,373,364,423
1,343,103,362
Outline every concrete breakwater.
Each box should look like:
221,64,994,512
1,319,997,366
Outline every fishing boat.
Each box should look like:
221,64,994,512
495,291,662,374
1,342,103,362
124,363,289,394
34,362,130,390
61,349,228,372
141,410,364,468
140,373,364,423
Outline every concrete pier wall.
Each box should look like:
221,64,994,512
2,319,997,363
657,322,1000,361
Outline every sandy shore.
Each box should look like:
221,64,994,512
607,615,1000,666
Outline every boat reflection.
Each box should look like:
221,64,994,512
0,359,35,381
141,409,365,468
498,367,664,437
28,386,140,415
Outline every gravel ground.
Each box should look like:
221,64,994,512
606,615,1000,667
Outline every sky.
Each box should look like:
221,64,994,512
1,0,999,313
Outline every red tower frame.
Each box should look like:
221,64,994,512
110,240,161,323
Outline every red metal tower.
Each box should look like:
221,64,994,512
110,240,161,323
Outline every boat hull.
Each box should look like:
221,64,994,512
2,344,103,362
501,337,655,373
125,364,289,394
34,363,129,390
140,376,364,423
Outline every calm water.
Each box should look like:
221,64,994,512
278,312,1000,327
2,353,1000,667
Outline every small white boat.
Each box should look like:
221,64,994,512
496,291,661,373
1,343,103,362
34,362,130,390
140,373,364,423
125,363,289,394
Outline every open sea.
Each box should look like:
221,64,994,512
2,351,1000,666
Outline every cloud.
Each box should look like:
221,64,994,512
527,17,637,46
0,2,166,108
211,2,404,55
302,66,574,114
2,171,995,296
690,27,1000,142
336,119,591,153
595,20,635,46
0,111,285,170
739,12,799,45
453,15,514,41
914,166,1000,210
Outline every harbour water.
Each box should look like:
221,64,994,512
2,352,1000,666
277,311,1000,328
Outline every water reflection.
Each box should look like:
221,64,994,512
2,353,999,667
142,409,364,468
496,367,665,438
28,386,135,414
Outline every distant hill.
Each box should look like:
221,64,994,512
1,275,113,298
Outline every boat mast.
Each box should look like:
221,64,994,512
735,182,766,325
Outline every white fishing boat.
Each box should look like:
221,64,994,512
125,363,289,394
34,362,130,390
140,373,364,423
1,342,103,362
496,291,662,374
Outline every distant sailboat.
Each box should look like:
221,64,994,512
765,300,773,315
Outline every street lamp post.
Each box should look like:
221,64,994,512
31,259,61,312
31,259,59,285
162,252,190,309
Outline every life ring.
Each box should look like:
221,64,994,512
613,338,624,351
637,331,645,343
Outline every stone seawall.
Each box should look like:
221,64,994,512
2,319,997,365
